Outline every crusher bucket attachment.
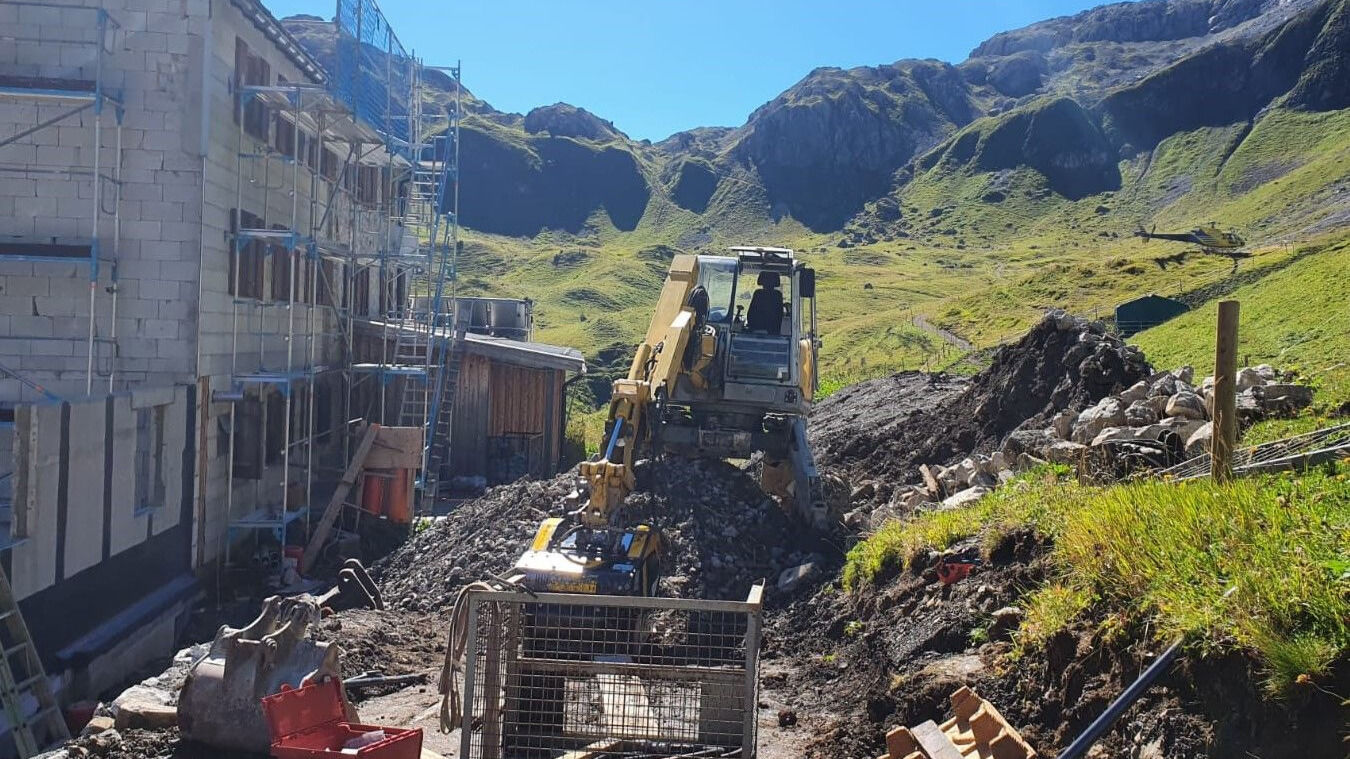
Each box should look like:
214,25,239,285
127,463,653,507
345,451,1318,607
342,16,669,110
178,595,345,753
881,686,1036,759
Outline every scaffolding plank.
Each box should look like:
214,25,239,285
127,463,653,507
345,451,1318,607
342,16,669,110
0,241,96,268
0,75,95,99
300,423,379,574
349,363,428,377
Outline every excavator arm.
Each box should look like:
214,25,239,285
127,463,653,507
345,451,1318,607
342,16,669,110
514,258,704,595
579,307,698,524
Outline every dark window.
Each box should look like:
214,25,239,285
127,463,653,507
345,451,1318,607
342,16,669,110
133,405,166,512
355,165,379,204
275,114,296,158
265,388,285,465
229,209,266,300
233,38,271,141
321,147,342,182
269,224,291,302
231,397,263,479
354,268,371,317
296,255,313,304
318,260,337,306
315,377,333,438
274,75,296,157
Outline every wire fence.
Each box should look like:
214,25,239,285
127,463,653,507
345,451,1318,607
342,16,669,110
1155,422,1350,480
334,0,413,147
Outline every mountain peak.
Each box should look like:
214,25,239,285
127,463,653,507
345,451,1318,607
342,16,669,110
523,103,625,142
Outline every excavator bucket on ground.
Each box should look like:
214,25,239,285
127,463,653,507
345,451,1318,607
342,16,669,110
177,595,345,753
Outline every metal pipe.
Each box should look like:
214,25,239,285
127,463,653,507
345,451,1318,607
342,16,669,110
1057,587,1236,759
0,102,93,150
86,100,103,395
108,115,123,392
281,91,301,520
226,82,246,570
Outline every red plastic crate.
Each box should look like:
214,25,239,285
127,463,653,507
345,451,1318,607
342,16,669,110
261,678,423,759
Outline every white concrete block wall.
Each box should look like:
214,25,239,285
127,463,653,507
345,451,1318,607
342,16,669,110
10,402,62,599
62,400,105,577
0,0,210,400
4,0,406,570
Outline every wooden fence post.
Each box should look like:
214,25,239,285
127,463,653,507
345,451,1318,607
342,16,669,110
1211,300,1240,482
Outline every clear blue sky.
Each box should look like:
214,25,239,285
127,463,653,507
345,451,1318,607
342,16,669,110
264,0,1112,141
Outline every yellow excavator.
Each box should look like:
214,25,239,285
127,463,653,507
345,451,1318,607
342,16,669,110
513,246,825,597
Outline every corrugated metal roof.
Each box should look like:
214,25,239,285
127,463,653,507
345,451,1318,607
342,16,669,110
352,319,586,374
463,333,586,373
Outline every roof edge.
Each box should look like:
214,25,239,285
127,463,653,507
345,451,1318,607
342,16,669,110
230,0,327,83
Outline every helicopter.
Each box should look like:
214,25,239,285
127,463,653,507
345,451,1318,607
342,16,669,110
1134,223,1249,258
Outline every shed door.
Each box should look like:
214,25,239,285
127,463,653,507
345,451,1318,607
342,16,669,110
487,364,552,483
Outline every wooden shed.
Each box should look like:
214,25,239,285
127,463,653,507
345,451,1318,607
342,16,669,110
450,335,585,484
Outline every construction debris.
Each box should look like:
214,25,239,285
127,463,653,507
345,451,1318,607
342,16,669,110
819,311,1317,528
816,311,1150,507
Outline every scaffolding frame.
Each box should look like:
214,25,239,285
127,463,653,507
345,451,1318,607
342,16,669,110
222,80,409,565
0,2,124,396
331,0,463,507
221,0,464,562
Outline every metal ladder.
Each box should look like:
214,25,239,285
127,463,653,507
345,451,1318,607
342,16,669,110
393,323,430,428
421,309,468,495
0,567,68,757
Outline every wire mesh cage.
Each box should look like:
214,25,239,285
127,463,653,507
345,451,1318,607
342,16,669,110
459,588,763,759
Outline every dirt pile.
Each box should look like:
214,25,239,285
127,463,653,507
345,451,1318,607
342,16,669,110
373,457,827,610
814,310,1150,486
372,474,578,610
61,727,212,759
318,609,443,689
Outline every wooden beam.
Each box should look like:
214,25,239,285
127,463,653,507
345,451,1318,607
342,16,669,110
1211,300,1239,483
301,423,379,574
364,425,424,469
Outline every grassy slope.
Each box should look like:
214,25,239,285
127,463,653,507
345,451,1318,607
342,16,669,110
1132,236,1350,438
844,465,1349,691
457,106,1350,390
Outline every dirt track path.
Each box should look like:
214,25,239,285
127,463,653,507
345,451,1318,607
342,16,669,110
912,314,974,352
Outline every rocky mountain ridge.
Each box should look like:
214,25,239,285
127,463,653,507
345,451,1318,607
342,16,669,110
282,0,1346,239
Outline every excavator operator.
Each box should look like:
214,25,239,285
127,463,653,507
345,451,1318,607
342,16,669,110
746,271,784,334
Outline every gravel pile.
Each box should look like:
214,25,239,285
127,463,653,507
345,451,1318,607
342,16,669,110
373,457,826,611
815,309,1151,487
372,475,579,611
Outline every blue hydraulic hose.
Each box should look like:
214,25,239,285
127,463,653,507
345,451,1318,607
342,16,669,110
1055,636,1184,759
603,418,625,461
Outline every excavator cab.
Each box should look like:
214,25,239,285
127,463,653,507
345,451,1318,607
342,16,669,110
513,247,824,600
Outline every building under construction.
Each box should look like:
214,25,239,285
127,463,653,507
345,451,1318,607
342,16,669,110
0,0,583,717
